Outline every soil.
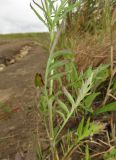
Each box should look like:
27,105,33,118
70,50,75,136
0,38,48,160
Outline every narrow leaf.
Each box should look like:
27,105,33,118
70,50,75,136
58,100,69,115
49,60,69,71
56,110,66,121
63,87,75,105
30,3,47,26
84,93,99,107
77,117,84,139
51,50,74,60
95,102,116,115
48,71,71,81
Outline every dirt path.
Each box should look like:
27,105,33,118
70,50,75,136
0,38,48,160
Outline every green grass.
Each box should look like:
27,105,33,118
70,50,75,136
0,32,50,50
0,32,49,39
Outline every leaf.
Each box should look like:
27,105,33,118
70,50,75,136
56,110,66,121
93,64,110,88
51,50,74,60
76,73,94,105
95,102,116,115
88,122,105,135
57,100,69,115
84,67,93,79
34,73,44,88
30,3,47,26
49,60,69,71
84,93,99,107
83,92,100,112
77,117,84,138
64,62,78,83
112,77,116,91
62,87,75,105
76,118,105,142
48,71,71,81
84,118,90,135
32,0,45,12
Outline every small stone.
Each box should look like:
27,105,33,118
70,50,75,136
15,56,21,61
20,51,28,57
9,126,15,131
0,64,6,71
9,59,15,64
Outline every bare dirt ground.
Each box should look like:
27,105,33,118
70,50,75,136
0,37,48,160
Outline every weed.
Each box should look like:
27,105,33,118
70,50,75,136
31,0,116,159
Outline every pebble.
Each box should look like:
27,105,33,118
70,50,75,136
0,64,6,71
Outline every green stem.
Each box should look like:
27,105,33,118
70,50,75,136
44,22,64,92
44,22,65,159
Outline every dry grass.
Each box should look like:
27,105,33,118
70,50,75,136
75,32,116,72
